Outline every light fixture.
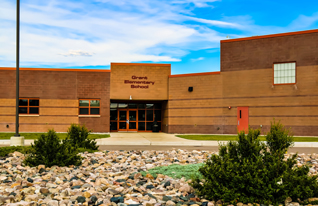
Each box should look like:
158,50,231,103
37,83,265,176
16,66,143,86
130,95,132,100
228,106,231,109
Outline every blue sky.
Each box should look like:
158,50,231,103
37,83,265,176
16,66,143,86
0,0,318,74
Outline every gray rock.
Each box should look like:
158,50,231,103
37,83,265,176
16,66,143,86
77,196,86,203
163,196,172,202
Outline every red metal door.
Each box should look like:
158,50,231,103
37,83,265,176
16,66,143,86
237,107,249,133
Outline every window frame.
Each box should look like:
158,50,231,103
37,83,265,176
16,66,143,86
19,98,40,115
78,99,101,115
273,61,297,85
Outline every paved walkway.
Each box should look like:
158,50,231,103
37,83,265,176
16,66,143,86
95,133,228,146
1,132,318,147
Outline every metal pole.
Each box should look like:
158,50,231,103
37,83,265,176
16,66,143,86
15,0,20,137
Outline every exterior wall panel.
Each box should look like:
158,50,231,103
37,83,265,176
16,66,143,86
221,32,318,72
110,63,170,100
0,69,110,133
168,73,223,134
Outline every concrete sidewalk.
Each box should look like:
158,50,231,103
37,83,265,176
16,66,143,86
97,133,318,147
95,133,228,146
1,132,318,147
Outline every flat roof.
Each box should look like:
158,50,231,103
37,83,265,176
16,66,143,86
169,71,220,78
0,67,110,72
111,63,171,67
221,28,318,43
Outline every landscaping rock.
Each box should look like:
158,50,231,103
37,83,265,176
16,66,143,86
1,149,316,206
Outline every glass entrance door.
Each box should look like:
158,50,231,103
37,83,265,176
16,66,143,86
118,109,138,131
118,110,128,131
110,103,162,132
128,110,137,131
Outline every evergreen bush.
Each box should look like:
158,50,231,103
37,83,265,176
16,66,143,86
66,124,98,150
0,146,34,157
24,129,82,167
192,121,318,204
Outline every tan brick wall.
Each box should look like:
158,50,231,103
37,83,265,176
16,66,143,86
167,73,224,134
221,65,318,135
0,69,111,133
110,63,170,100
221,32,318,72
167,64,318,135
77,72,110,133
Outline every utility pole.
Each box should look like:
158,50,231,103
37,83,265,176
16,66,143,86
11,0,24,146
15,0,20,137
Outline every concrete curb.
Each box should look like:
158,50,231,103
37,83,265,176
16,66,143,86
1,138,318,147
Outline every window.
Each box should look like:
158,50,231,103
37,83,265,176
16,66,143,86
19,98,39,114
274,62,296,85
79,99,100,115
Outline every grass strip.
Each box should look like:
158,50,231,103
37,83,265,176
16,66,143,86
0,133,110,140
176,135,318,142
0,146,98,157
141,163,203,180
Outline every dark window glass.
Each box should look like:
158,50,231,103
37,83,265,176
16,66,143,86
138,104,146,109
79,100,89,107
90,100,100,107
110,103,118,109
129,122,136,129
79,108,89,114
154,103,161,109
155,110,161,121
119,111,126,120
29,99,39,106
119,122,126,129
128,103,137,108
146,110,153,121
129,111,136,121
157,122,161,131
110,109,117,120
90,108,100,115
138,122,145,131
138,110,145,121
110,122,117,130
29,107,39,114
146,122,153,131
19,99,28,106
146,104,154,109
19,107,28,114
118,103,128,109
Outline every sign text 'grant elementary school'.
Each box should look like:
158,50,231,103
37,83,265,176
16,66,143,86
124,76,155,89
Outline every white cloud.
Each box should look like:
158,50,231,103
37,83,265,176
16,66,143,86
0,0,238,67
59,50,94,57
191,57,204,62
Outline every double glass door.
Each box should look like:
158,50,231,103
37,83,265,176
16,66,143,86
118,109,137,131
110,103,162,132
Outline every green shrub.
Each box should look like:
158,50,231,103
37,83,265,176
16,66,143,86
24,129,82,167
192,121,318,204
66,124,98,150
0,146,34,157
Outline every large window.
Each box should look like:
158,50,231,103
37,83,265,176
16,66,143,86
19,98,39,114
79,99,100,115
274,62,296,85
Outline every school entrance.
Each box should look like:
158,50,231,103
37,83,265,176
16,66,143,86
110,102,162,132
